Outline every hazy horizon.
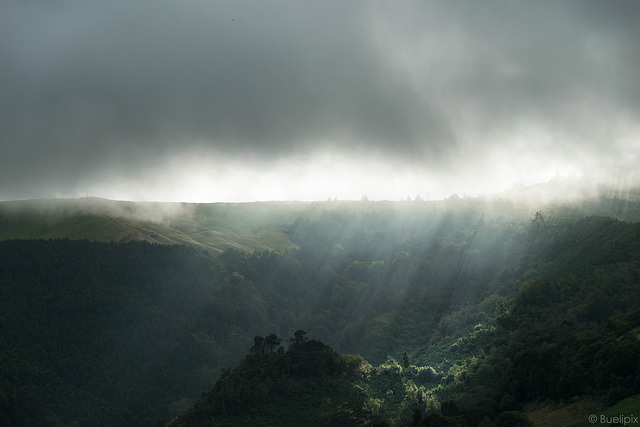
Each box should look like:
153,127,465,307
2,1,639,203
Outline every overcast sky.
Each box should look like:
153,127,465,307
2,1,639,202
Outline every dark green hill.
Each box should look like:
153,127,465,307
169,333,369,427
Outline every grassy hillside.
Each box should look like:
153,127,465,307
0,198,447,254
0,198,304,254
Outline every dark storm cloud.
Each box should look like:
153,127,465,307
2,2,434,150
1,0,639,200
370,1,640,161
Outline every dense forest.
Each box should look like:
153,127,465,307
1,189,640,425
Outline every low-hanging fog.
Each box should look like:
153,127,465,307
2,1,639,202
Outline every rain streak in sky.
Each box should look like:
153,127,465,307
2,1,639,202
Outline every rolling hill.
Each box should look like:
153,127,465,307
0,197,304,254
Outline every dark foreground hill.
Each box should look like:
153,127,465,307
168,333,369,427
1,191,640,425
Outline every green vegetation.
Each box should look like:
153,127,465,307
0,240,235,425
1,188,640,425
169,332,369,427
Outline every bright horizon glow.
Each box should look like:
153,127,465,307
63,147,592,203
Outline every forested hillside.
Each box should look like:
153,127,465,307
1,190,640,425
169,332,370,427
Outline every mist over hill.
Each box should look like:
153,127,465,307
1,182,640,426
2,178,639,247
0,197,303,254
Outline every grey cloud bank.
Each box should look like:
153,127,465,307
2,1,639,201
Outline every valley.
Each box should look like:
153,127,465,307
1,186,640,426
